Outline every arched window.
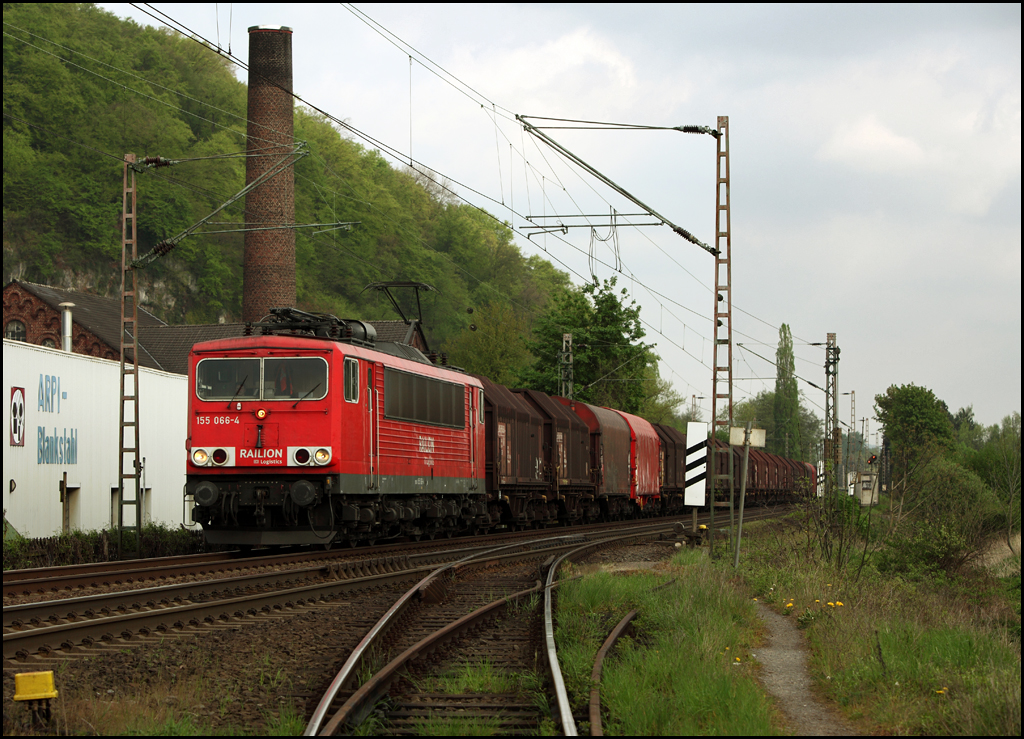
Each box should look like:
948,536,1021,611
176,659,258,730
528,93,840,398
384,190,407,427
40,337,57,349
4,320,27,342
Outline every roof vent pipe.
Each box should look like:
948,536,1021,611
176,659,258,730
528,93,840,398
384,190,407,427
58,302,74,352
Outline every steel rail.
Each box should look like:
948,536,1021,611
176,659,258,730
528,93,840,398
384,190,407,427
3,514,695,598
302,518,689,736
3,561,428,661
543,527,667,736
316,580,547,736
2,551,237,587
303,533,588,736
3,555,412,629
589,609,639,736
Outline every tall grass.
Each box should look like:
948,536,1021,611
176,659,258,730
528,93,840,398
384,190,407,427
739,516,1021,735
555,550,781,735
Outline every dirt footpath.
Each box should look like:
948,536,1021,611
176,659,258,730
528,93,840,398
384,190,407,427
756,604,858,736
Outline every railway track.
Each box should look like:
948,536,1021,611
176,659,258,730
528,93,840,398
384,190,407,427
304,520,678,736
5,507,788,734
4,516,696,666
3,514,700,601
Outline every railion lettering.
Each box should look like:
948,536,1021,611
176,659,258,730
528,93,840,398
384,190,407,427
239,448,283,460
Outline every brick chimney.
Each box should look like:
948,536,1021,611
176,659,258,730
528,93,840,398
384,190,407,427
243,25,295,322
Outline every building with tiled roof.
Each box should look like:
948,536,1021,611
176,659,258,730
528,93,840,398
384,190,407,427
3,281,431,376
3,280,167,369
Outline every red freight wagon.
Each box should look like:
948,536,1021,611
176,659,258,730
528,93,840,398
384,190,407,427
612,409,661,508
555,398,637,519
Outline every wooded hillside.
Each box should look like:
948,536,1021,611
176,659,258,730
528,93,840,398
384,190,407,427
2,3,566,349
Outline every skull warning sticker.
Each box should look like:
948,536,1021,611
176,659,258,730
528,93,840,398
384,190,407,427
10,387,25,447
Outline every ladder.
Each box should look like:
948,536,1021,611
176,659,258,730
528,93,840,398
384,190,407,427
708,116,734,552
118,154,142,558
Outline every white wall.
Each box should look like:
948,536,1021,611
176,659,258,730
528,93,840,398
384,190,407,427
3,339,190,538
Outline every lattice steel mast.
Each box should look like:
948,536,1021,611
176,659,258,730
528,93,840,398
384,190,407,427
118,154,142,558
708,116,733,555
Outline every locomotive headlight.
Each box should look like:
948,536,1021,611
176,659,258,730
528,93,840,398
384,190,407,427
255,408,268,420
192,449,209,466
314,448,331,465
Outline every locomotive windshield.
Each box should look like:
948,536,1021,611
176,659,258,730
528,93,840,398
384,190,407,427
195,358,260,400
196,357,328,402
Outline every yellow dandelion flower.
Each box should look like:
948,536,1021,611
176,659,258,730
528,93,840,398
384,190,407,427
725,646,730,650
786,603,794,608
815,599,820,603
753,598,758,601
735,657,741,662
936,689,945,694
827,602,835,607
836,601,844,607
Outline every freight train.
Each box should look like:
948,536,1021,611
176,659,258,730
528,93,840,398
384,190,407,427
185,309,815,547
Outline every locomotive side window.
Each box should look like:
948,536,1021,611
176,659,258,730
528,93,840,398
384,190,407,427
344,358,359,403
196,358,261,400
264,357,328,401
383,367,465,428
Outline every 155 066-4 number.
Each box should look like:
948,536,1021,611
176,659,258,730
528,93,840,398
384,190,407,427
196,416,240,425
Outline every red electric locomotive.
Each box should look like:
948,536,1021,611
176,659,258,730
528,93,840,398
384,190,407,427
186,310,485,547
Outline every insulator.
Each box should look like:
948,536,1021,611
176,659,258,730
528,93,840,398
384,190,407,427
678,125,720,138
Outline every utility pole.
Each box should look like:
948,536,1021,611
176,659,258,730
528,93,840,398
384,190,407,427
732,422,765,568
560,333,574,400
842,390,855,495
848,391,856,494
708,115,733,557
823,333,840,496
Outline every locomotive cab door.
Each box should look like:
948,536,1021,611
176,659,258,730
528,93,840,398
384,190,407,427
368,361,383,490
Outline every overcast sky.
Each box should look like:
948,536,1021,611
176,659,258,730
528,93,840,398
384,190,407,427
100,3,1021,434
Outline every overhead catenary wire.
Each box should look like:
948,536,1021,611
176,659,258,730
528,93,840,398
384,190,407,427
123,5,714,344
15,7,814,416
130,2,804,361
119,2,724,374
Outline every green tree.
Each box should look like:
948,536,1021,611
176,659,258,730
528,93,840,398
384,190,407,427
960,412,1022,555
773,324,801,458
874,383,953,522
444,301,532,386
520,277,654,414
874,384,953,466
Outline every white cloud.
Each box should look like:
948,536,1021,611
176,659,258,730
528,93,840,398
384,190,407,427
818,115,927,171
451,28,639,113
